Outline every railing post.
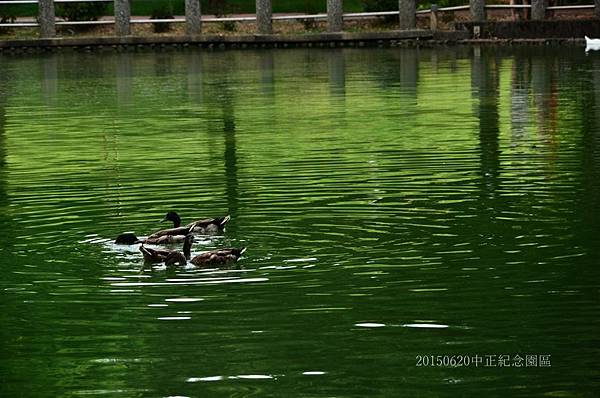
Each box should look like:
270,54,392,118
114,0,131,36
470,0,486,22
430,4,438,31
256,0,272,34
38,0,55,38
327,0,343,32
531,0,546,20
186,0,202,34
398,0,416,30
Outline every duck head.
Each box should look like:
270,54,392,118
161,211,182,228
115,232,141,245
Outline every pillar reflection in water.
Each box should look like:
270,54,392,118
221,86,238,224
471,46,501,214
259,50,275,98
399,48,418,97
510,53,531,144
42,54,58,106
328,49,346,98
0,65,11,245
116,52,133,106
581,58,600,252
531,53,560,164
328,49,346,127
187,50,203,104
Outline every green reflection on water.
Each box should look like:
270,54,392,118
0,46,599,397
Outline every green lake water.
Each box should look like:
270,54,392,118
0,46,599,397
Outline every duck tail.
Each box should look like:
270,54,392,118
187,222,197,233
219,215,231,226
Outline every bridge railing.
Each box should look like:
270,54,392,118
0,1,598,38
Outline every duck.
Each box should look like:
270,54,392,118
114,232,187,245
161,211,231,235
585,36,600,51
139,243,187,266
146,221,198,240
139,234,245,268
182,234,246,267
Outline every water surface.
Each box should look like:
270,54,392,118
1,46,599,397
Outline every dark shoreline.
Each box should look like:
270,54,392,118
0,30,589,54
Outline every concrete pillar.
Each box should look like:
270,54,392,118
430,4,438,31
398,0,416,30
256,0,272,34
186,0,202,35
114,0,131,36
327,0,343,32
38,0,55,38
470,0,486,22
531,0,546,20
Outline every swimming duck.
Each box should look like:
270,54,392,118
182,234,246,267
585,36,600,46
139,244,186,266
147,221,198,240
114,232,187,245
161,211,231,235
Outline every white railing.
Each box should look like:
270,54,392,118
0,2,597,30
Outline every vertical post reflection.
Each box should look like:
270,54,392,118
510,53,531,144
42,55,58,106
187,50,203,104
328,49,346,98
531,53,559,152
202,53,239,223
259,50,275,98
0,62,10,246
221,87,238,225
328,49,346,128
471,46,501,219
399,48,418,97
155,52,174,77
581,58,600,253
116,52,133,106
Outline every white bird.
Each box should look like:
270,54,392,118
585,36,600,51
